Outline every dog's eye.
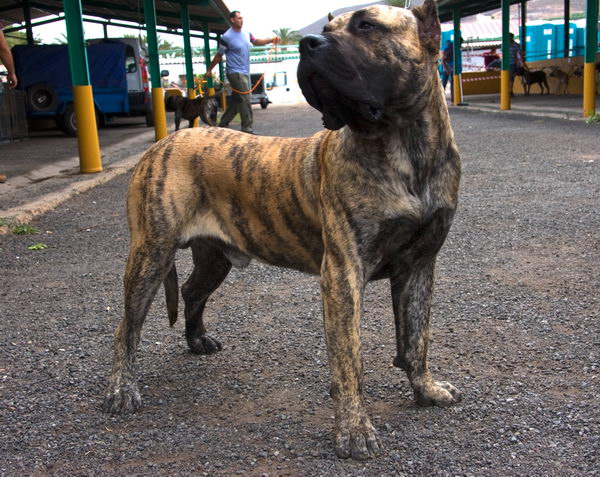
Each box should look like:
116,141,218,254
357,20,376,31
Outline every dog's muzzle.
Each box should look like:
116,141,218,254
298,34,385,131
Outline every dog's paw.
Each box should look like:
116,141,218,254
415,380,461,408
334,422,382,460
102,381,142,414
187,334,222,355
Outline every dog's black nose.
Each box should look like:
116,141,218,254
300,34,328,57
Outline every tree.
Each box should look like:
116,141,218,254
52,32,68,45
3,30,39,46
123,33,176,52
272,27,301,45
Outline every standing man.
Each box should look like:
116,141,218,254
508,33,524,97
441,40,454,102
0,22,18,183
205,11,278,135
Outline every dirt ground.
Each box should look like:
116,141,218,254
0,104,599,476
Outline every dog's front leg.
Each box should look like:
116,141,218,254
321,249,381,460
391,259,461,408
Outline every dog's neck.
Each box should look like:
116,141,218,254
340,75,454,161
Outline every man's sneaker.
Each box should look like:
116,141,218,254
0,174,7,183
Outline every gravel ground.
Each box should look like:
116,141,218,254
0,104,599,476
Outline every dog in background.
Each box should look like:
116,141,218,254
571,65,584,78
165,92,219,130
547,66,571,95
521,64,549,95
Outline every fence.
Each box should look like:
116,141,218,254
0,85,28,143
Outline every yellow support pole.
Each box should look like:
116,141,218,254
221,90,227,111
583,62,596,117
72,85,102,173
453,74,462,105
151,88,168,141
187,88,199,128
500,70,511,110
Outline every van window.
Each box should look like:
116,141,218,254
125,45,137,73
273,72,287,87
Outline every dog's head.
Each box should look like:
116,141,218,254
297,0,441,135
548,65,564,78
199,94,219,127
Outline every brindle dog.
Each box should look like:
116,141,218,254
165,92,218,130
103,0,462,460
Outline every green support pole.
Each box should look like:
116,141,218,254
564,0,570,57
452,8,463,105
203,23,214,91
23,0,34,45
143,0,161,89
143,0,168,140
63,0,102,172
584,0,598,65
501,0,511,110
181,2,195,92
583,0,599,116
521,1,527,58
63,0,90,85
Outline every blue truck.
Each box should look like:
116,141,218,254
12,40,153,136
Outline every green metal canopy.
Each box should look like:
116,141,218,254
436,0,529,22
0,0,231,35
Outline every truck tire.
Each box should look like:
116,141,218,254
260,99,269,109
145,111,155,127
58,104,103,136
26,83,59,112
59,103,78,136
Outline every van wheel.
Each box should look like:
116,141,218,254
260,99,269,109
145,112,155,127
58,105,102,136
59,104,78,136
27,83,59,113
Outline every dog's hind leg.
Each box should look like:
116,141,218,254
174,110,181,131
103,240,177,414
182,239,232,354
391,260,461,408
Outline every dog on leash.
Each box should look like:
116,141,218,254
103,0,462,461
521,65,550,95
547,66,571,95
165,92,219,130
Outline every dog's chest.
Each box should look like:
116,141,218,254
362,197,455,279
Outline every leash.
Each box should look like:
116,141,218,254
215,44,279,95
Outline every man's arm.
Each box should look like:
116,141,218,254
205,52,223,78
0,31,17,88
252,36,279,47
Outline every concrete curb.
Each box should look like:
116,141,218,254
0,129,154,194
0,152,142,224
453,102,591,121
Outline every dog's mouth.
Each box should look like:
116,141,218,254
301,71,384,131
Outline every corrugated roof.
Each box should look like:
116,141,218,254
437,0,530,22
0,0,230,35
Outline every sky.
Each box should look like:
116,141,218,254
29,0,380,47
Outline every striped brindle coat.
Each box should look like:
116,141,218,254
104,0,462,461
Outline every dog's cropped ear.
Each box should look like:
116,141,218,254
411,0,441,55
327,12,334,22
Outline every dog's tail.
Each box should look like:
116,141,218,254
164,262,179,326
